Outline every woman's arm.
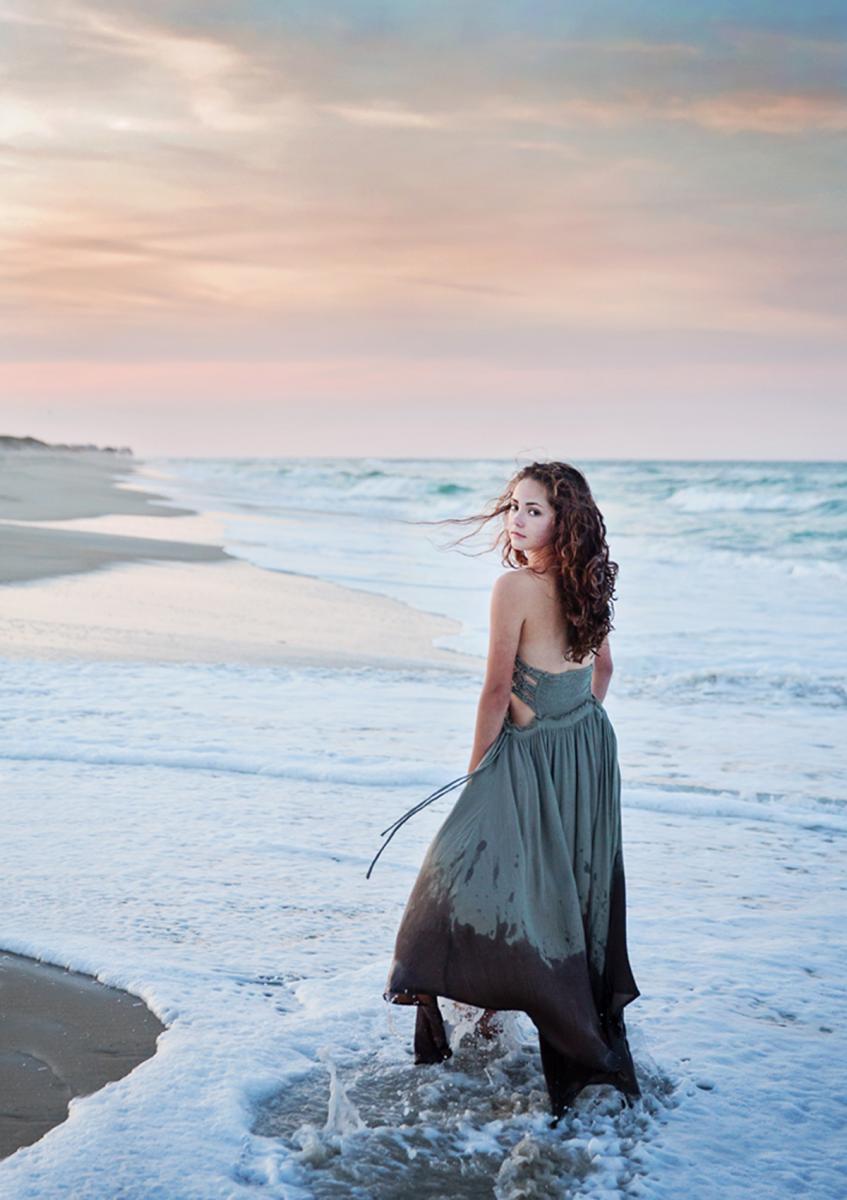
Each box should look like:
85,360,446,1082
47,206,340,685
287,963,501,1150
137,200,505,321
467,573,525,772
591,635,613,702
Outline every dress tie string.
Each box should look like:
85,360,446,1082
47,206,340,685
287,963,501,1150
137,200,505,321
365,725,509,879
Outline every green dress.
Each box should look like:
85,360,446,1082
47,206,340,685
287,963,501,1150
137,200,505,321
370,653,640,1120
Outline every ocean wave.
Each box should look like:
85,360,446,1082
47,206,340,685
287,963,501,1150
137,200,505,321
667,487,835,514
0,746,458,790
626,540,847,580
622,668,847,708
434,482,474,495
4,747,844,836
152,455,507,521
623,783,847,834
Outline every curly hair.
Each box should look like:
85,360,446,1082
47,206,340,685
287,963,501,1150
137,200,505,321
415,460,618,662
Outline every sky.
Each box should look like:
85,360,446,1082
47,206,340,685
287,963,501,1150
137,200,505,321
1,0,845,458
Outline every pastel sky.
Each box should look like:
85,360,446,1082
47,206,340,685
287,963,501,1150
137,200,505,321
1,1,845,458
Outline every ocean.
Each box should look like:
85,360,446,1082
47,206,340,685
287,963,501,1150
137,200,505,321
1,456,844,1199
145,456,847,822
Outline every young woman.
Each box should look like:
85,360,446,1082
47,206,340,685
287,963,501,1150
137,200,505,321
368,460,640,1122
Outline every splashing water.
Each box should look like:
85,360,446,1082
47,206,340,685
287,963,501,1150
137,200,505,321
252,1003,678,1198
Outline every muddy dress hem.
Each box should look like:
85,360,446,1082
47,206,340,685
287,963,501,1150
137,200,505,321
376,655,641,1119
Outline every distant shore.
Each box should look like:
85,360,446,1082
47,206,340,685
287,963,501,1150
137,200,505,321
0,434,132,455
0,445,482,671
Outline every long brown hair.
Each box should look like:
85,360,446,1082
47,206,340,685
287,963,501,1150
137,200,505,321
416,460,618,662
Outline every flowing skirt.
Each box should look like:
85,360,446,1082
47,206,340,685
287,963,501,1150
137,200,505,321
382,701,640,1118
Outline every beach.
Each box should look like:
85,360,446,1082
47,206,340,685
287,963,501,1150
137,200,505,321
0,951,164,1160
0,448,844,1198
0,448,479,671
0,447,479,1166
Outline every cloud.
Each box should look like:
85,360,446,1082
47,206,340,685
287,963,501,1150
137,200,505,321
679,91,847,134
0,0,283,135
479,90,847,135
320,104,444,129
0,0,843,375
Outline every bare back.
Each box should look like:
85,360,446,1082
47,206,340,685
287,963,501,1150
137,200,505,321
510,568,595,728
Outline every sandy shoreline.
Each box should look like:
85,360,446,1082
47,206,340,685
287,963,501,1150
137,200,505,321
1,449,843,1196
0,449,483,673
0,447,194,523
0,951,164,1160
0,447,482,1162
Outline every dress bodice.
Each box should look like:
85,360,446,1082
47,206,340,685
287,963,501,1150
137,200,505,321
366,652,598,878
510,653,594,720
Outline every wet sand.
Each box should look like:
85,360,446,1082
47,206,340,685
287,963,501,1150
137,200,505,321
0,448,233,585
0,951,165,1160
0,447,479,1162
0,446,194,524
0,448,479,672
0,522,233,586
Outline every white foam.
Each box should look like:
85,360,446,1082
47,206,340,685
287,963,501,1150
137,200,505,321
1,456,844,1198
667,486,832,513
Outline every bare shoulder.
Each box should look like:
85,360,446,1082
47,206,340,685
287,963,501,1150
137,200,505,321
492,568,525,591
491,569,533,606
500,566,550,605
495,567,538,591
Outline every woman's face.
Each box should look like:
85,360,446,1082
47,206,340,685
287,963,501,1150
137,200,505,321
507,478,555,553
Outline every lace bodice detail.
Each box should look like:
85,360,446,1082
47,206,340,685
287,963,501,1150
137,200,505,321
511,654,594,719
